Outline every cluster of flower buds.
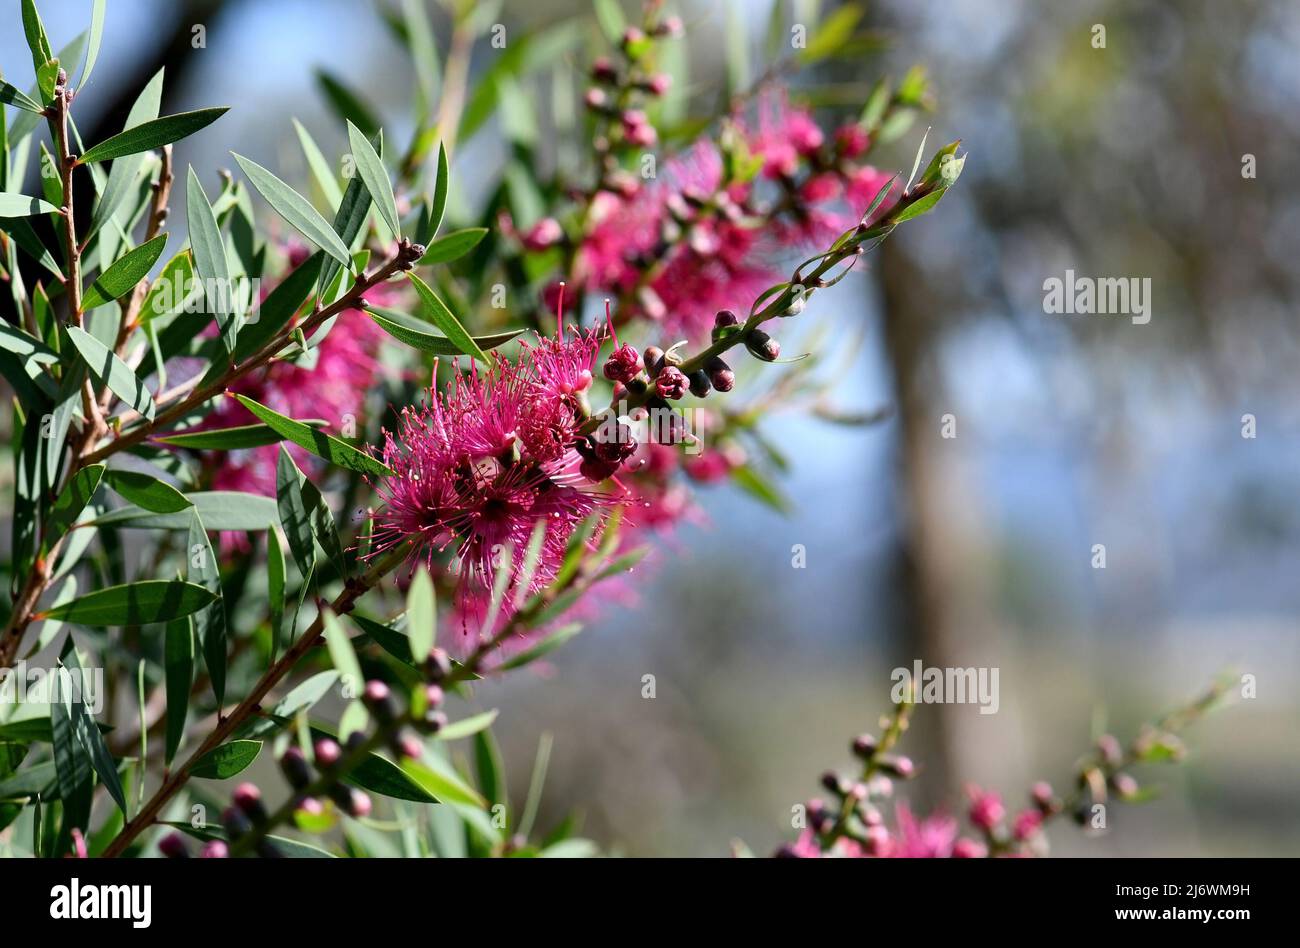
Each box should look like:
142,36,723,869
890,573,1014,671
158,830,228,859
584,11,681,175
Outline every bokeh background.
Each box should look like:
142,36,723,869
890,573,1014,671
5,0,1297,856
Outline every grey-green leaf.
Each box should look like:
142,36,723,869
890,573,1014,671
190,739,262,780
79,108,229,163
38,580,216,626
418,227,487,265
405,272,488,363
346,120,400,239
80,233,167,310
0,193,59,217
66,325,155,420
232,152,355,268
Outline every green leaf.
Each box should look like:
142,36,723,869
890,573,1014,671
418,227,487,265
365,307,522,355
65,325,155,420
317,131,380,296
190,739,262,779
163,616,193,765
59,640,128,817
20,0,55,77
232,153,355,268
437,709,499,741
405,272,488,363
406,568,435,663
140,252,193,323
38,580,216,626
92,491,277,531
234,394,393,478
103,468,193,513
892,187,948,223
163,820,335,857
79,108,229,163
276,446,316,577
400,756,486,808
187,512,227,704
495,623,583,671
322,610,362,692
0,79,44,113
81,0,107,88
42,463,105,554
80,233,167,310
0,321,59,366
89,69,164,239
349,613,416,667
185,167,236,352
292,118,343,209
730,464,792,513
267,528,286,659
594,0,626,42
346,120,400,238
229,252,322,362
314,69,380,138
798,3,864,63
429,142,449,237
156,419,329,450
0,193,59,217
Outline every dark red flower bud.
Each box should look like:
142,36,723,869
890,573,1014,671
521,217,563,252
579,456,620,482
745,329,780,362
424,647,452,683
159,831,189,859
280,745,313,789
313,737,341,769
688,370,711,398
394,733,423,760
655,366,688,400
593,423,638,463
714,309,740,330
233,782,266,821
591,56,617,83
222,806,253,839
425,684,445,709
821,771,845,795
331,786,372,819
423,710,448,735
773,843,801,859
852,734,878,759
656,15,684,37
879,755,915,779
362,679,399,723
200,840,229,859
643,73,672,96
705,356,735,392
603,343,641,383
643,345,664,374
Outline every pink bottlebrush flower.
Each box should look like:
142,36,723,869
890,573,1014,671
367,350,621,654
952,837,988,858
744,93,824,179
799,171,842,205
1012,808,1044,841
886,803,959,858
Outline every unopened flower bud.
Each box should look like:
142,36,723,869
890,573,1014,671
579,456,620,482
745,329,780,362
222,806,253,839
159,832,189,859
280,745,313,789
820,771,846,795
200,840,229,859
233,782,267,822
645,73,672,96
1031,781,1056,813
603,343,641,383
424,647,452,683
331,785,372,819
1097,734,1123,767
705,356,735,392
584,87,609,110
422,709,448,735
1110,772,1139,799
656,15,684,37
394,733,423,760
952,838,987,859
425,684,445,709
688,370,711,398
967,789,1005,830
620,26,645,50
591,57,617,83
655,366,688,400
878,755,914,779
781,288,807,317
643,345,664,374
313,737,342,769
851,734,878,759
362,679,399,723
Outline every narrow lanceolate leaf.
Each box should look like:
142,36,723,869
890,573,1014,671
418,227,487,266
292,118,343,209
232,153,354,268
235,394,393,478
37,580,216,626
42,464,105,554
164,616,194,765
190,740,262,780
406,568,435,663
401,755,486,808
267,528,286,659
187,512,227,704
89,68,164,239
20,0,55,77
437,709,499,741
276,446,316,577
314,69,380,138
405,272,489,363
322,610,363,693
82,0,107,87
92,491,277,531
346,120,400,238
429,142,449,237
60,640,128,817
102,469,193,513
365,308,523,355
0,79,44,113
80,233,167,310
79,108,229,163
0,193,59,217
318,130,380,296
156,419,328,451
186,167,236,352
66,326,155,420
